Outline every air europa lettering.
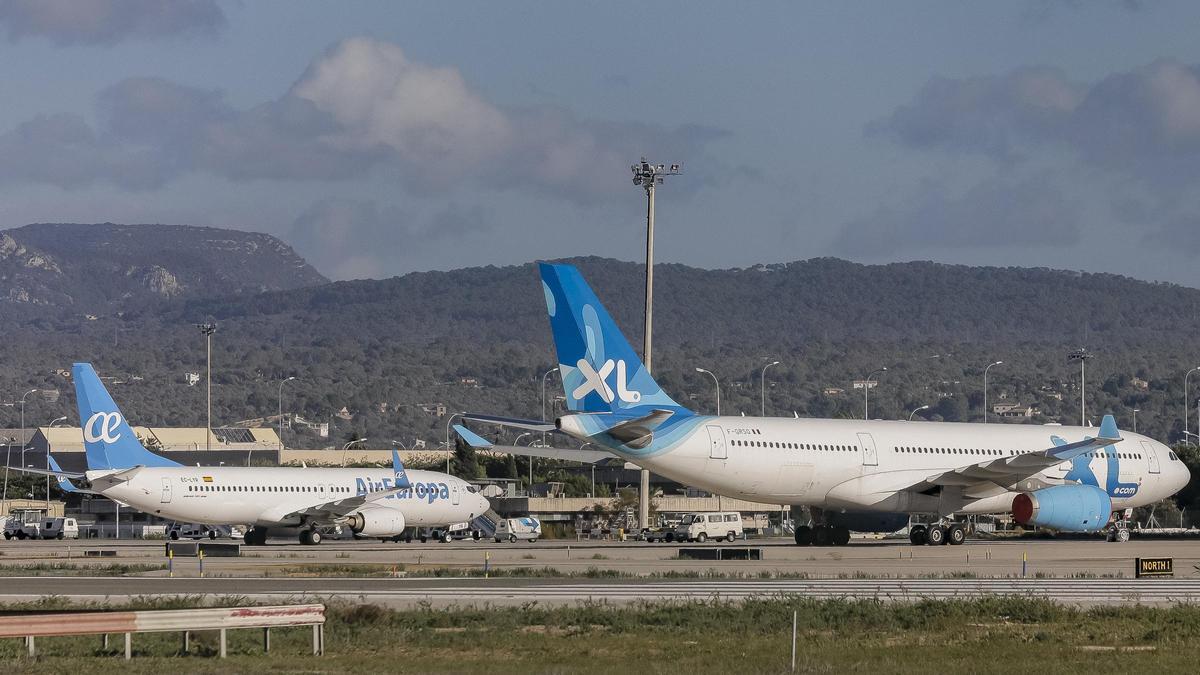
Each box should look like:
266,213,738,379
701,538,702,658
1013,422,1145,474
355,478,449,503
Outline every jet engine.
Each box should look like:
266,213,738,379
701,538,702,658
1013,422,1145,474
1012,484,1111,532
346,507,406,537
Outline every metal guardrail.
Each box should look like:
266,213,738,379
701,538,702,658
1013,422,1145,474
0,603,325,659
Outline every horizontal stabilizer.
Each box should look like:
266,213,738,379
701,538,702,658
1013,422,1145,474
453,424,493,448
461,413,557,432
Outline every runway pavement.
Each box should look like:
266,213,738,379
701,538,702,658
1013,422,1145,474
1,576,1198,607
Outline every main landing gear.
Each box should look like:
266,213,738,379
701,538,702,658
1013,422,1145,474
243,527,268,546
299,528,323,545
793,524,851,546
908,523,966,546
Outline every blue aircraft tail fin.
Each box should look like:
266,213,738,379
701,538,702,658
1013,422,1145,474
47,456,79,493
73,363,180,470
391,449,412,489
538,263,690,416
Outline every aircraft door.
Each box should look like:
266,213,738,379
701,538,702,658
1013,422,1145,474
1141,440,1161,474
160,477,172,504
707,425,728,460
857,433,879,467
452,483,461,505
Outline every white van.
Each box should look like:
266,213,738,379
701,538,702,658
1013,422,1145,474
494,517,541,543
673,512,744,543
40,517,79,540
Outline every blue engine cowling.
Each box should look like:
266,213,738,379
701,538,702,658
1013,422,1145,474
1012,484,1112,532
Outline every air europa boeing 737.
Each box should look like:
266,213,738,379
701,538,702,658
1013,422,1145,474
23,363,489,545
461,263,1190,546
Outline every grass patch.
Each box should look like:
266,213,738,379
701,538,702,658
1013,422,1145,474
0,563,164,576
2,596,1200,672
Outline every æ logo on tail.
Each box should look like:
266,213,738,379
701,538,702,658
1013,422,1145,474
573,359,641,404
84,412,123,444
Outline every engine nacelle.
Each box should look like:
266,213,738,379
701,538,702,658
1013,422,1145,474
346,507,406,537
1012,484,1111,532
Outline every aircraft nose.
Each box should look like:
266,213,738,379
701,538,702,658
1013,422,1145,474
1175,456,1192,493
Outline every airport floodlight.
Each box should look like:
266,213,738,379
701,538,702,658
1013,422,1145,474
630,156,683,528
1069,349,1094,425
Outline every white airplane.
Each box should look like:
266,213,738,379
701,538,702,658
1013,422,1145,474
460,263,1190,546
26,363,490,545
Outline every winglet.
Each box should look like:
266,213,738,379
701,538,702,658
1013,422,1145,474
391,449,412,489
1098,414,1120,441
453,424,494,449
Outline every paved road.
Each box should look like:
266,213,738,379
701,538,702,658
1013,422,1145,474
3,577,1198,607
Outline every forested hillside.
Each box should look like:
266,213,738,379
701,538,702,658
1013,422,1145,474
3,254,1200,450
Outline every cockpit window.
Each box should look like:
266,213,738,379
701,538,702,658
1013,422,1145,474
1169,451,1178,461
466,486,478,493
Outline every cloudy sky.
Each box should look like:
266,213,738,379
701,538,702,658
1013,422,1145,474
3,1,1200,285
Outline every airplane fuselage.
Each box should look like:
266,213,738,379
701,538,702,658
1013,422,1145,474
88,466,489,528
576,416,1189,515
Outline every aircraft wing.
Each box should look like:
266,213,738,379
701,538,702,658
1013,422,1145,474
906,414,1121,497
454,424,615,463
265,485,406,523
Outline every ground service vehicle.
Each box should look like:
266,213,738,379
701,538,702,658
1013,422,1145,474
494,517,541,542
674,512,744,543
39,517,79,539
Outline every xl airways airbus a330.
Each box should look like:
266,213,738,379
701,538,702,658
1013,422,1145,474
460,263,1190,546
27,363,489,545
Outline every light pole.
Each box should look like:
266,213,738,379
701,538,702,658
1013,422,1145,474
340,438,367,467
1186,367,1200,444
443,412,463,474
18,388,37,479
277,376,297,456
1069,348,1094,426
909,405,929,421
863,368,886,420
631,157,680,530
983,361,1003,424
45,415,67,508
540,368,557,448
195,322,217,452
1133,408,1140,434
761,361,780,417
695,368,720,415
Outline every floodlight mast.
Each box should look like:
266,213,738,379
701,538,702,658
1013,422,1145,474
195,321,218,452
630,158,681,531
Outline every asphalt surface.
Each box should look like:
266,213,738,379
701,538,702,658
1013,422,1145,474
2,576,1198,607
2,536,1198,607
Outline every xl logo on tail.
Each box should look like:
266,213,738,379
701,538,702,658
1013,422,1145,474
573,359,642,404
84,412,122,444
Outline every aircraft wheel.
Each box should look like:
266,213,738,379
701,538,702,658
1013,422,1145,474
309,529,323,545
926,525,947,546
908,525,927,545
665,532,675,543
1114,528,1130,543
209,530,217,540
794,525,812,546
947,524,966,546
16,531,26,540
169,531,179,540
832,526,851,546
441,532,452,543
